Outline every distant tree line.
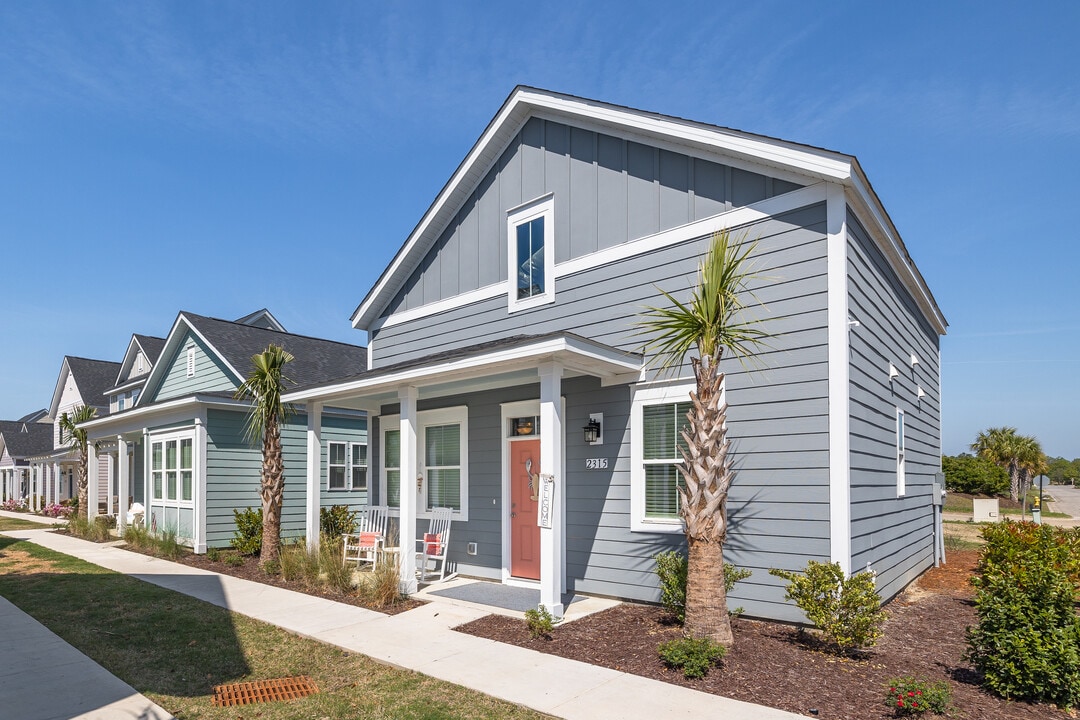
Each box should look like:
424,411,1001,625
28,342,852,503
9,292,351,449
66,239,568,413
944,452,1080,496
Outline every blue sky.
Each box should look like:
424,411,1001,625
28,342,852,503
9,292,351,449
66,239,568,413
0,2,1077,457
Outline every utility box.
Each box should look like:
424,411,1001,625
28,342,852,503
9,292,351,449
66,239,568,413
973,498,1000,523
932,482,944,506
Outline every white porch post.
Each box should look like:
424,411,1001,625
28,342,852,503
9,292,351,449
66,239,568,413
117,436,130,533
194,417,207,553
31,465,39,512
538,362,565,618
106,453,115,517
43,465,51,507
52,462,60,508
87,443,98,519
305,401,323,552
398,386,419,594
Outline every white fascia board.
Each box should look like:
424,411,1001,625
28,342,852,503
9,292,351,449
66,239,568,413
351,88,851,332
844,171,947,335
371,183,830,333
81,395,247,439
114,336,140,385
136,314,243,407
47,359,71,420
283,336,642,406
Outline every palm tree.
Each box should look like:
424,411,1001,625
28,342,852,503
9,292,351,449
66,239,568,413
1014,435,1047,507
638,229,771,646
235,344,295,567
59,404,98,522
971,427,1044,502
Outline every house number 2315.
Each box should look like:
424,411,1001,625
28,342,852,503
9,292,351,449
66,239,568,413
585,458,608,470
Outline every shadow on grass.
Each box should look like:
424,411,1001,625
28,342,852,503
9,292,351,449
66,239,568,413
0,535,250,699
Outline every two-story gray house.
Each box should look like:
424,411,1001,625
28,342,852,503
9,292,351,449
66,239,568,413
283,87,947,622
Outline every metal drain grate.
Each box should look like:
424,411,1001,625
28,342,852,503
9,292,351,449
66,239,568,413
211,675,319,707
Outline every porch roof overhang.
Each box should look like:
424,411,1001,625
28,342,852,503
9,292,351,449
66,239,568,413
282,332,643,410
26,448,76,463
78,392,248,440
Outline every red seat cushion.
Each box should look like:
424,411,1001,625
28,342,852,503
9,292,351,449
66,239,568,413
358,531,380,549
423,532,442,555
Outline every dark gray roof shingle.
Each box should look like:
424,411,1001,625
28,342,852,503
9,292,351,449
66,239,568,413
0,420,55,458
183,313,367,390
134,335,166,364
67,357,122,411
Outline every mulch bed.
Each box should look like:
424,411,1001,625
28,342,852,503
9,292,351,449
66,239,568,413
120,543,424,616
456,551,1073,719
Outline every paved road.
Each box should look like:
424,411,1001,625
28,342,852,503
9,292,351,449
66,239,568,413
1045,482,1080,519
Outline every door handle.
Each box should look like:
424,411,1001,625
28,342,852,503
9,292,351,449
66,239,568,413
510,512,517,518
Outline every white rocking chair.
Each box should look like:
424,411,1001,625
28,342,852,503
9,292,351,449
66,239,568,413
416,506,453,583
342,505,388,569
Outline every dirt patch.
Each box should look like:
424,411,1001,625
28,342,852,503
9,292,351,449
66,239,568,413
457,550,1069,720
0,549,59,575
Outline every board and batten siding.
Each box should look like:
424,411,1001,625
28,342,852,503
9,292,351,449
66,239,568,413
381,117,804,321
153,331,236,403
846,209,941,601
372,203,830,621
203,408,366,548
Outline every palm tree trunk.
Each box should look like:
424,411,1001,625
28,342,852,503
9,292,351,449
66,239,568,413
1009,461,1020,502
684,537,733,645
259,415,284,565
77,444,89,522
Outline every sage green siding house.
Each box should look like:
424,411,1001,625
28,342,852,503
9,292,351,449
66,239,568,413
283,87,947,623
81,310,368,552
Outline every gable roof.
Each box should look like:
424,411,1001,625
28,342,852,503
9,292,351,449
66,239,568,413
108,334,168,395
0,420,55,459
349,85,946,336
138,311,368,404
17,409,49,424
134,334,167,364
48,356,122,418
233,308,287,332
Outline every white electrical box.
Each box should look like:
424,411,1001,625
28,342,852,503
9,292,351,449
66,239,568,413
973,498,1000,523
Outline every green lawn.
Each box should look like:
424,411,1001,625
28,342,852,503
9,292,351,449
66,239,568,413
0,535,548,720
0,516,53,531
943,493,1069,518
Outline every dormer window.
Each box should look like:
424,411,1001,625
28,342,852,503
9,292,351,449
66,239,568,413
507,195,555,312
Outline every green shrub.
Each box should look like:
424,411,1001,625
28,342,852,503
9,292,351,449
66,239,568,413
524,606,554,639
885,676,950,715
279,540,308,582
769,561,886,654
223,552,245,567
67,515,112,542
261,558,281,576
320,505,358,540
357,556,403,609
965,521,1080,706
123,523,154,550
658,636,726,679
95,514,116,530
942,454,1009,496
206,547,221,562
655,550,752,624
230,507,263,556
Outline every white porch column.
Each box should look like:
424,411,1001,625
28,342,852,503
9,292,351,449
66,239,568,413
538,362,565,618
398,386,419,594
117,437,130,533
142,428,150,529
106,453,115,517
31,465,39,512
305,402,323,552
52,462,60,507
194,418,207,553
87,443,99,519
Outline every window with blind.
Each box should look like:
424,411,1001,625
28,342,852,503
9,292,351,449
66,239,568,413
630,384,697,532
642,401,691,519
328,441,368,491
380,407,468,519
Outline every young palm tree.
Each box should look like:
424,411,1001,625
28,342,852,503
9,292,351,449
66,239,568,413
59,404,98,522
235,344,295,567
1014,435,1047,506
639,229,771,646
970,427,1042,502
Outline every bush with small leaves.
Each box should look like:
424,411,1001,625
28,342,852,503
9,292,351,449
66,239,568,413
966,521,1080,706
885,676,950,716
655,550,752,624
320,504,358,540
230,507,263,556
769,561,886,655
206,547,221,562
658,636,726,679
524,606,555,639
223,552,245,567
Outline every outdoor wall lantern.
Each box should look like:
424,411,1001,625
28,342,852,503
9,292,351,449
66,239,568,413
583,417,602,444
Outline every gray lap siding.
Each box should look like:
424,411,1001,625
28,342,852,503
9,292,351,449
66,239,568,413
846,209,940,600
371,203,832,621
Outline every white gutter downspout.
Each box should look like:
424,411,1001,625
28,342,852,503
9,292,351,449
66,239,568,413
827,183,852,576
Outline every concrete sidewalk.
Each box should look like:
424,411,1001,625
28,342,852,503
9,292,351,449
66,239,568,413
0,527,804,720
0,596,174,720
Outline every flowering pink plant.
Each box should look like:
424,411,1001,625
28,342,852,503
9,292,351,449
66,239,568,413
1,497,27,512
42,503,72,518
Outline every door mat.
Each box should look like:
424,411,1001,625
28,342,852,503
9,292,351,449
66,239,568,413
211,676,319,707
427,581,582,612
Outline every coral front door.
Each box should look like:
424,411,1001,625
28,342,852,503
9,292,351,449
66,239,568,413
510,439,541,580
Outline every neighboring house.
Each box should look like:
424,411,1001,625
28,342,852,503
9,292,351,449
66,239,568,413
0,411,54,503
80,310,368,552
26,357,120,511
283,87,947,622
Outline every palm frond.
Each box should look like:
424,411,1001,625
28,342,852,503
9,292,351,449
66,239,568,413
234,345,296,447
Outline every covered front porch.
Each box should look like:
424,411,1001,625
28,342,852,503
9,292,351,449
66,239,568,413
25,450,77,512
285,332,641,617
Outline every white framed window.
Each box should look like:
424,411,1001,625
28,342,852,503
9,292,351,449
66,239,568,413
186,346,196,377
380,407,469,519
327,441,367,491
630,383,697,533
896,408,906,497
507,195,555,312
150,432,194,504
